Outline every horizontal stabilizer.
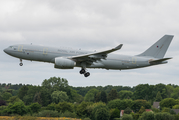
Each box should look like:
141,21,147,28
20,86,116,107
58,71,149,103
149,58,172,64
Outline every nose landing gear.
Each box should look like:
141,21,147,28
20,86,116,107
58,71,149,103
19,59,23,66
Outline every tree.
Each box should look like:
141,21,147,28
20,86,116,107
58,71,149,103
33,92,41,104
94,92,101,102
108,89,118,101
1,92,12,101
100,91,107,103
21,85,42,105
18,85,29,100
119,90,133,99
69,88,83,103
155,91,162,102
124,107,132,114
160,98,176,109
172,105,179,109
40,87,51,106
108,99,134,111
51,91,68,104
23,95,33,105
95,107,109,120
171,87,179,99
139,106,145,114
84,88,99,102
131,100,151,112
41,77,69,92
133,84,151,100
166,85,174,98
153,84,168,99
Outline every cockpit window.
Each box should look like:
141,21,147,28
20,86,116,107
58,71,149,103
9,46,14,49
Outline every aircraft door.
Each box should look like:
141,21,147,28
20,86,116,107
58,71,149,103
43,48,48,56
132,57,137,64
18,45,23,52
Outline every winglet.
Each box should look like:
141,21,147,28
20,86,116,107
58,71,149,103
114,44,123,50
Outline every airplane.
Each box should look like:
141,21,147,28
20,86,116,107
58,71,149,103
3,35,173,77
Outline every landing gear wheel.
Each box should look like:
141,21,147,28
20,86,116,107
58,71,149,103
19,63,23,66
84,72,90,77
80,69,86,74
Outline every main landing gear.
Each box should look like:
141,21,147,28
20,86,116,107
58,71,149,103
19,59,23,66
80,68,90,77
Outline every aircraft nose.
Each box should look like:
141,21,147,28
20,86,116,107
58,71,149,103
3,48,8,54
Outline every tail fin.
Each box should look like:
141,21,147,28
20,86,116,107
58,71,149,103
138,35,173,58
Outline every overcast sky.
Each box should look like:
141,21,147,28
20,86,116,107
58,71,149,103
1,0,179,87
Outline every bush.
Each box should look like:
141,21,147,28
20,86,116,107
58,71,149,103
56,101,73,113
7,96,22,103
86,102,106,117
76,101,92,117
110,108,120,120
122,114,133,120
16,116,37,120
175,114,179,120
95,107,110,120
37,110,59,117
155,112,175,120
114,118,121,120
46,103,56,111
162,107,170,113
4,102,28,116
29,102,41,113
132,113,140,120
0,100,6,106
91,103,108,120
139,111,154,120
60,110,77,118
84,118,91,120
0,106,7,111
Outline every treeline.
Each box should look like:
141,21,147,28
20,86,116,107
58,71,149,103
0,77,179,120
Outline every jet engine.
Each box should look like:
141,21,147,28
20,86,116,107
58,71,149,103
54,57,76,69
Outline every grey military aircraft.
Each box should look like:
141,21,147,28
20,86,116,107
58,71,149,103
4,35,173,77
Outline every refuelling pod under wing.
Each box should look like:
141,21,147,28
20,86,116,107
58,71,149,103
54,57,76,69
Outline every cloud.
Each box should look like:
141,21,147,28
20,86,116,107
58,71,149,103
0,0,179,87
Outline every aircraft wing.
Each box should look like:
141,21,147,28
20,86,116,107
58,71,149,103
69,44,123,63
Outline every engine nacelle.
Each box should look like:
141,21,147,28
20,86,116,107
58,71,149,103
54,57,76,69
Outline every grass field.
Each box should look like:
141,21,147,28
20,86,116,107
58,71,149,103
0,116,82,120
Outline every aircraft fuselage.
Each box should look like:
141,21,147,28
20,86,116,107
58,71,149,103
4,44,162,70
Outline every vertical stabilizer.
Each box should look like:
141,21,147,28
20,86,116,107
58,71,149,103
138,35,173,58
